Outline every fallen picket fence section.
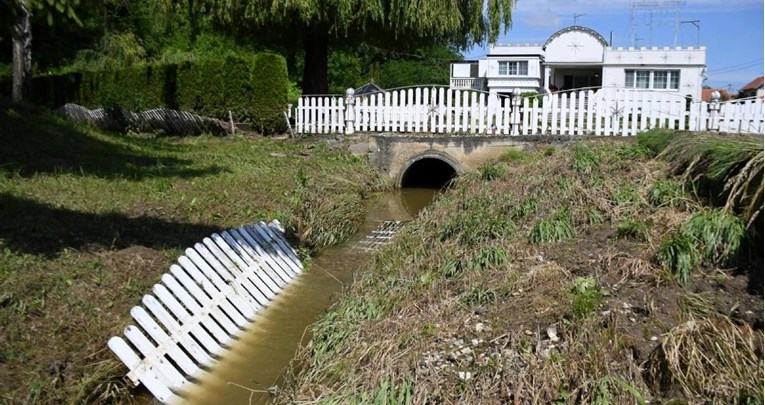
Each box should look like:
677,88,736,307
58,103,229,136
107,220,302,403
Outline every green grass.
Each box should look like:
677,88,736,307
529,213,576,245
478,162,508,181
657,233,700,285
659,132,763,227
648,179,687,208
0,103,385,403
616,218,649,240
284,139,761,404
681,208,746,267
657,208,747,285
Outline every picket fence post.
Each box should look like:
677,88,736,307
344,88,356,135
707,91,722,132
510,88,522,135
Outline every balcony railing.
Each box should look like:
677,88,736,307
450,77,486,90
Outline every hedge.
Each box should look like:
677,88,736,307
13,54,288,134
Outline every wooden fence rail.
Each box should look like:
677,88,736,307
108,220,302,403
295,87,764,137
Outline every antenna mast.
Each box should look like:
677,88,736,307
630,1,685,47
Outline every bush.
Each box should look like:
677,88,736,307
23,54,288,134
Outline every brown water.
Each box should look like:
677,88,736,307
176,188,439,404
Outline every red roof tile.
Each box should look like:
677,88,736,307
741,76,764,91
702,88,730,102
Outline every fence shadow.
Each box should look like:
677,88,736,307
0,102,225,180
0,193,220,257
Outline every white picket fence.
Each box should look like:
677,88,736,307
108,220,302,404
295,86,764,136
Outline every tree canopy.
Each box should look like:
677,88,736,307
195,0,516,94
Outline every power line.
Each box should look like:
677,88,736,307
707,59,764,75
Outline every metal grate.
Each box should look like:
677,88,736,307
354,220,408,252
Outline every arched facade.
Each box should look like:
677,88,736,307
449,25,706,100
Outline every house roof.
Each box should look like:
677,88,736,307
355,82,384,96
741,76,763,91
543,26,609,49
702,88,730,102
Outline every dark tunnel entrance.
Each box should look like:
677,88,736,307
400,158,457,189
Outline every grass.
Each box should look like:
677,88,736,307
528,212,576,245
282,136,762,404
659,132,763,228
0,103,386,403
646,315,763,402
658,208,747,285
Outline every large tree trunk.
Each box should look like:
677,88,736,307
12,0,32,103
302,25,329,95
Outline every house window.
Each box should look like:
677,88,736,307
625,69,680,90
498,61,529,76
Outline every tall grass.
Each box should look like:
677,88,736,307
660,133,763,228
657,208,746,284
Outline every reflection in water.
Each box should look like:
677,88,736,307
182,188,439,404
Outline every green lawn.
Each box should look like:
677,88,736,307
0,102,386,403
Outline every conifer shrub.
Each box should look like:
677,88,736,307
23,54,289,134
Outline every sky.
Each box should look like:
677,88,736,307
463,0,765,91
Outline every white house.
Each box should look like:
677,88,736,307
451,26,707,100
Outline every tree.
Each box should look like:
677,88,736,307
197,0,515,94
2,0,80,102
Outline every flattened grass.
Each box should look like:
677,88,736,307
0,104,385,402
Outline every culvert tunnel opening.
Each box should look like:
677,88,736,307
400,158,457,189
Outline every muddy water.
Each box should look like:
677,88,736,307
180,188,438,404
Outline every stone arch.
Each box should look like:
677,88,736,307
396,150,463,189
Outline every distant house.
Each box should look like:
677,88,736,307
702,88,731,102
450,25,707,100
738,76,763,99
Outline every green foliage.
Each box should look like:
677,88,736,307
461,284,498,306
681,209,746,267
500,148,528,162
27,54,288,134
572,276,602,318
250,53,289,133
318,377,413,405
571,143,601,173
511,198,538,220
657,233,699,285
529,213,576,245
636,128,674,156
67,32,148,71
616,219,649,240
586,207,605,225
436,191,517,248
657,209,745,285
328,52,364,94
465,247,508,271
376,59,449,89
612,185,640,205
479,162,507,181
648,179,686,208
660,133,763,227
521,91,544,107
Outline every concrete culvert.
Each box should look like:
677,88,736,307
400,158,457,189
